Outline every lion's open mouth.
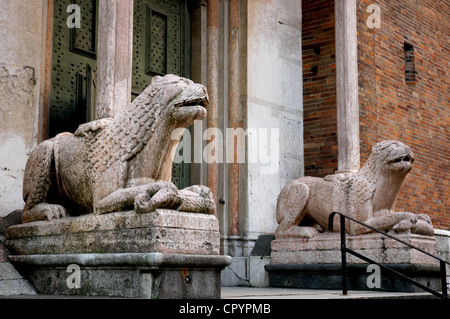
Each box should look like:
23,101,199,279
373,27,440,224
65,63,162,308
388,154,414,164
175,97,208,108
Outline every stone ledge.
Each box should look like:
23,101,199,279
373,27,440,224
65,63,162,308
8,252,232,269
0,262,36,296
435,229,450,237
6,209,218,238
0,278,37,296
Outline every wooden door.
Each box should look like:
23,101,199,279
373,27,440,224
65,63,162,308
50,0,191,189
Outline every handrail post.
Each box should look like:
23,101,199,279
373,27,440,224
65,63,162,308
440,260,448,299
340,214,348,295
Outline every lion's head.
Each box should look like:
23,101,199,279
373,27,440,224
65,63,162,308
134,74,208,129
91,75,208,173
370,140,414,174
349,140,416,216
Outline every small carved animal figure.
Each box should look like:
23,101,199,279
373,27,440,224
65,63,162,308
22,75,214,223
275,140,434,238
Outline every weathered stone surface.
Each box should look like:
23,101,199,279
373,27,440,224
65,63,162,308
21,74,213,223
0,262,36,296
270,232,439,265
9,253,231,298
435,229,450,290
6,209,220,255
267,231,444,292
0,63,38,218
275,140,435,238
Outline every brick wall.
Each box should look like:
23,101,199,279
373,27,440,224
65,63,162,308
302,0,338,177
302,0,449,229
357,0,450,229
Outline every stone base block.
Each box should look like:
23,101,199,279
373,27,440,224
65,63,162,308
271,232,439,265
9,253,232,298
267,232,443,293
6,209,220,255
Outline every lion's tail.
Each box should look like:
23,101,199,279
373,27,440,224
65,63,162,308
276,180,310,226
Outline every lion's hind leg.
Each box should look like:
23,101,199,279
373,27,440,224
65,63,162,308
22,139,67,223
178,185,215,214
275,180,318,238
22,203,68,223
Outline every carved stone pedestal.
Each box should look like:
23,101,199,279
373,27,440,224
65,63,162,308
266,232,443,293
5,209,231,298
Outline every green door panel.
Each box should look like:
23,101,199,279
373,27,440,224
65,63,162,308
50,0,191,189
50,0,98,138
132,0,191,189
132,0,191,97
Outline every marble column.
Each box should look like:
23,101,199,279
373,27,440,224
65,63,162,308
227,0,240,236
206,0,219,209
96,0,134,119
335,0,360,173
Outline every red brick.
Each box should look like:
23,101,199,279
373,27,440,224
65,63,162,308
302,0,449,230
357,0,450,229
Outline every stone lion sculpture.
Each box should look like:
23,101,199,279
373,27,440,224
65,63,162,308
22,75,214,223
276,140,434,238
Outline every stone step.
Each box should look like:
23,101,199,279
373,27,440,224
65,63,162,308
1,286,438,299
0,262,36,296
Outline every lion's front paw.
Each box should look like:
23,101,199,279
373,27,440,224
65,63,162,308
411,214,434,236
134,185,182,214
416,214,432,225
275,226,319,239
391,212,434,236
396,212,418,223
391,212,417,233
393,219,414,233
134,192,155,214
178,185,216,214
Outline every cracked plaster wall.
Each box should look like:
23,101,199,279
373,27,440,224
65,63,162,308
0,0,46,217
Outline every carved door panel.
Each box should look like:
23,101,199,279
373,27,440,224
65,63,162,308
132,0,190,98
133,0,191,189
50,0,98,138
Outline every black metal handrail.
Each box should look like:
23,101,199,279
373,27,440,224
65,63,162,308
328,211,449,299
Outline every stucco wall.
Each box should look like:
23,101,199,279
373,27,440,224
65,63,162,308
0,0,47,217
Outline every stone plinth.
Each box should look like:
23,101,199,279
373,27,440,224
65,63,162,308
5,209,231,298
6,209,220,255
266,232,444,293
9,252,231,298
270,232,439,265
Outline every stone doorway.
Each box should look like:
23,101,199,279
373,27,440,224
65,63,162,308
49,0,192,189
